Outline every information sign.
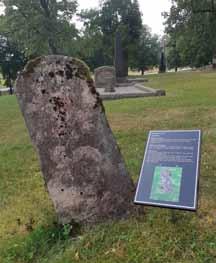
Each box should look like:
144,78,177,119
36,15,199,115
134,130,201,211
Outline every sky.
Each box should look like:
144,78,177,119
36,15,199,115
0,0,172,36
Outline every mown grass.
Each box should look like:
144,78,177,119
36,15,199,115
0,71,216,262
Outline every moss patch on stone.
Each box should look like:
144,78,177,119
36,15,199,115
23,56,44,75
68,58,92,82
20,56,92,83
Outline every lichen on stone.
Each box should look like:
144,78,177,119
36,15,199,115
68,58,92,81
15,54,136,225
23,56,44,75
21,56,92,83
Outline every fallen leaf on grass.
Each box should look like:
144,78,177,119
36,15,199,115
74,252,80,261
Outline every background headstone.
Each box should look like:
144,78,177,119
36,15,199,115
94,66,116,92
15,55,135,225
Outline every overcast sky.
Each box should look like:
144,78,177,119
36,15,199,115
0,0,172,35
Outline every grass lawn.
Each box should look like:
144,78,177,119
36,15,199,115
0,71,216,262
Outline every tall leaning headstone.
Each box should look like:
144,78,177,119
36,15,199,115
15,55,135,224
114,31,128,83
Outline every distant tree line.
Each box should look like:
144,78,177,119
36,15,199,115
164,0,216,70
0,0,160,86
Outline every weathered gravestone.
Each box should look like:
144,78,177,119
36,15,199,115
15,55,135,224
94,66,116,92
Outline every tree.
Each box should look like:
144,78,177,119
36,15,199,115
166,34,182,71
77,8,113,70
163,0,216,68
131,25,160,75
191,0,216,13
101,0,143,75
0,34,26,87
79,0,143,73
166,45,181,72
191,0,216,68
0,0,78,57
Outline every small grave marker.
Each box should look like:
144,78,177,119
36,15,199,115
94,66,116,92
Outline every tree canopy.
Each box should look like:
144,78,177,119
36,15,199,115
79,0,143,72
0,0,161,84
164,0,216,69
0,0,78,56
0,35,26,86
132,25,160,74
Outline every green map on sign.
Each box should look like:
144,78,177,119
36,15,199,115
150,166,183,203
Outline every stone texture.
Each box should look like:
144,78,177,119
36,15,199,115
97,84,166,101
94,66,116,92
15,55,135,225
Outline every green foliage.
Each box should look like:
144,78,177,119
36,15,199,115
100,0,143,69
100,0,142,42
78,0,159,72
166,35,182,71
0,33,26,86
77,8,113,70
78,0,143,70
164,0,216,68
0,0,78,57
130,25,160,74
0,0,79,83
0,0,159,77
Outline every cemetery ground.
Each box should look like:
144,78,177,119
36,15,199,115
0,71,216,263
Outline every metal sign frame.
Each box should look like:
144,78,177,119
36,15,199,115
134,130,202,211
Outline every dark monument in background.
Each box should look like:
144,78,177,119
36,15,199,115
159,51,166,74
115,31,128,83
